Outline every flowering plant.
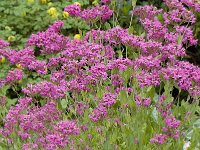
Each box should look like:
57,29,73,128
0,0,200,149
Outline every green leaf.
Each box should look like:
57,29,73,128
152,107,158,123
104,22,111,30
6,98,17,106
157,13,164,24
185,129,193,140
177,34,183,45
60,99,68,109
193,119,200,129
128,26,134,34
132,0,137,9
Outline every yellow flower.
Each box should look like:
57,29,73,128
47,7,58,18
8,36,16,42
45,68,48,73
27,0,34,4
41,0,48,4
74,2,81,6
63,11,70,18
47,7,57,16
16,64,23,69
0,56,6,63
74,34,81,40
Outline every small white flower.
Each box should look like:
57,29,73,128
183,141,190,150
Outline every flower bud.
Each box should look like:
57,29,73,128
63,11,70,18
8,36,16,42
74,2,81,6
74,34,81,40
0,56,6,63
47,7,58,18
41,0,48,4
16,64,23,70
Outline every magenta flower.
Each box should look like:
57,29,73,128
150,134,168,144
143,98,151,107
6,69,23,83
64,4,81,17
0,39,9,48
100,92,117,108
81,5,113,22
23,81,66,100
135,95,151,107
164,116,181,129
54,120,80,136
133,5,163,20
181,0,200,12
46,134,67,148
101,0,110,4
89,105,108,122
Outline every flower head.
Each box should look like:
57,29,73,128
47,7,58,18
63,11,70,18
74,2,81,6
74,34,81,40
0,56,6,63
64,4,81,17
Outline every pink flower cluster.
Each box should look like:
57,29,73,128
23,81,67,100
162,61,200,96
181,0,200,12
81,5,113,22
90,92,117,122
150,134,168,144
163,0,196,24
151,95,181,144
64,4,81,17
0,39,9,49
4,48,47,75
135,95,151,107
101,0,110,5
133,5,163,20
64,4,113,22
1,96,80,149
27,21,67,54
6,69,23,83
0,0,200,148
